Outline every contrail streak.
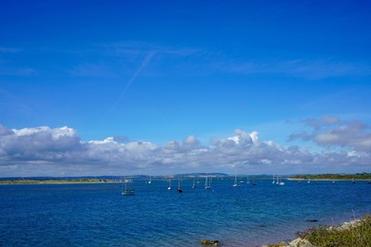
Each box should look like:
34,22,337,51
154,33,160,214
109,51,156,112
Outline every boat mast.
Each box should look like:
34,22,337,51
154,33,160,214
168,178,172,190
233,175,238,187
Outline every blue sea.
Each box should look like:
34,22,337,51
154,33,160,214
1,178,370,247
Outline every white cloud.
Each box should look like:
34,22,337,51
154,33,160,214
0,123,370,176
290,117,371,152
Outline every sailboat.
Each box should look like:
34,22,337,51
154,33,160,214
277,176,285,186
233,175,239,187
168,178,172,190
204,176,211,190
177,178,183,193
147,176,152,184
246,176,250,184
192,177,196,189
307,179,311,184
272,175,276,184
122,178,135,196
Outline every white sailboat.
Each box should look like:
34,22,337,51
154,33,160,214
177,178,183,193
192,177,196,189
122,178,135,196
204,176,211,190
272,175,276,184
233,175,239,187
277,176,285,186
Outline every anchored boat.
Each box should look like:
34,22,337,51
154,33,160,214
122,178,135,196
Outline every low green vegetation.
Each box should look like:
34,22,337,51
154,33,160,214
267,216,371,247
299,215,371,247
290,172,371,180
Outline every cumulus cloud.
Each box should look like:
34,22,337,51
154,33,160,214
290,117,371,152
0,123,370,176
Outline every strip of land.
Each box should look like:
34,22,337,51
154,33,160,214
288,173,371,181
0,173,370,184
0,178,117,185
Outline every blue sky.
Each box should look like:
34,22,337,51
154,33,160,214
1,1,371,176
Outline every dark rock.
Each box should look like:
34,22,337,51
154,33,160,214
305,219,318,223
200,239,221,246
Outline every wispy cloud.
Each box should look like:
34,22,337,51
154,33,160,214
96,42,200,112
0,67,37,76
0,88,37,119
7,42,369,80
66,41,199,77
99,41,199,57
0,46,36,77
109,51,156,111
212,59,371,79
0,47,22,53
68,64,119,77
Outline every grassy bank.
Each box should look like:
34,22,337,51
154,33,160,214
300,216,371,247
266,215,371,247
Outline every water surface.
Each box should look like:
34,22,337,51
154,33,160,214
1,179,370,247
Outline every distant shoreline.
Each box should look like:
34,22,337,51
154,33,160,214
287,178,371,181
288,173,371,181
0,179,118,185
0,173,370,185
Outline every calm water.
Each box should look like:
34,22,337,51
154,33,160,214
0,179,370,247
